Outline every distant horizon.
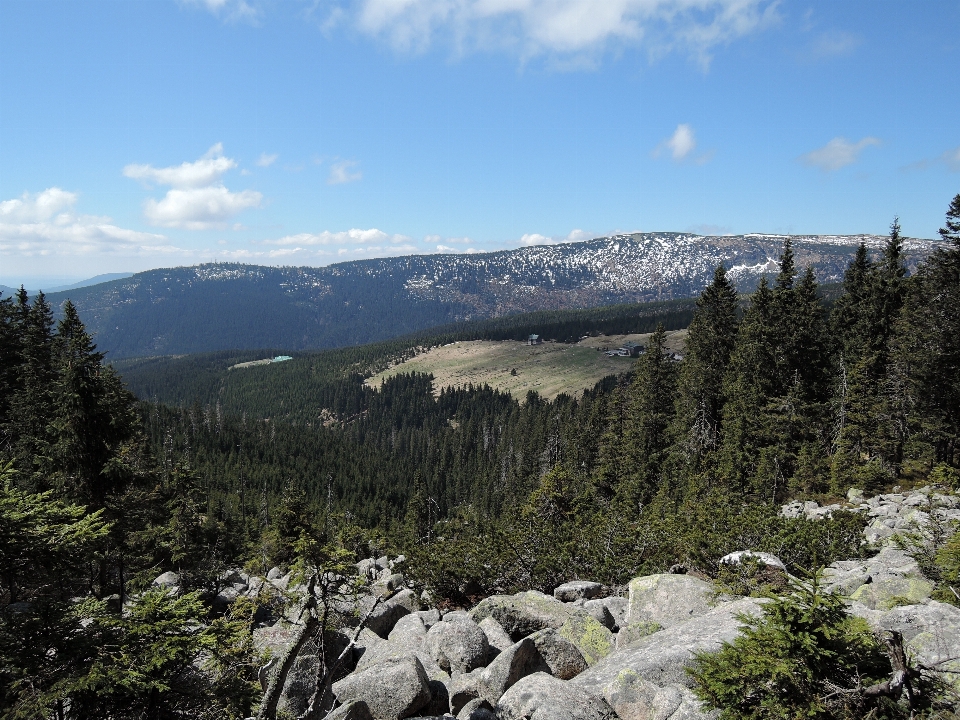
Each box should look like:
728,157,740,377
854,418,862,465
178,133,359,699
1,227,942,292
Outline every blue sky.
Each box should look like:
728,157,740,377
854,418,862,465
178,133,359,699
1,0,958,287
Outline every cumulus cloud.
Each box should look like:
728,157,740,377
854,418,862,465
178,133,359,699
800,136,880,172
653,124,712,163
0,188,171,258
344,0,779,67
327,160,362,185
125,144,263,229
123,143,236,188
256,152,278,167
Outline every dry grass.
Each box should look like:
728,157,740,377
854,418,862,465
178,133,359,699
365,330,687,401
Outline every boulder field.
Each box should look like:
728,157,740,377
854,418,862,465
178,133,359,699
158,486,959,719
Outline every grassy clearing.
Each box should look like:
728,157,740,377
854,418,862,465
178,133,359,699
365,330,687,401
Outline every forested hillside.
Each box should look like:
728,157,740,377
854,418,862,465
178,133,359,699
2,197,960,718
13,231,936,360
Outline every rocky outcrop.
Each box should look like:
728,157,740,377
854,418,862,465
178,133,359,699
497,672,617,720
332,655,432,720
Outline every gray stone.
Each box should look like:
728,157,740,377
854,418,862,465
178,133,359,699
392,588,421,613
601,596,628,630
267,566,283,580
854,600,960,681
478,616,512,656
582,599,616,630
573,597,765,694
332,654,432,720
625,574,722,629
389,613,428,645
554,581,604,602
425,617,489,674
449,668,484,713
558,611,614,666
528,628,588,680
362,595,412,638
470,591,573,640
418,608,442,628
615,621,664,649
822,547,933,610
424,679,451,715
478,637,541,704
457,698,495,720
278,653,319,718
496,672,617,720
152,571,179,589
602,670,715,720
327,700,375,720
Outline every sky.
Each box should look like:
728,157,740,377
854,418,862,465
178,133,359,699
1,0,958,288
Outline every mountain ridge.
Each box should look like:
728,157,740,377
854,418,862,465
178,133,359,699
26,232,938,359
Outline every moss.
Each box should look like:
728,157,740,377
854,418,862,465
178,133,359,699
559,612,613,665
850,577,934,610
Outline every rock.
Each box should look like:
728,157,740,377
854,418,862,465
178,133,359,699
278,653,319,718
418,608,441,628
362,595,412,638
573,597,765,695
443,610,472,621
718,551,786,572
470,591,573,640
267,566,283,580
600,596,628,630
449,668,484,714
625,574,721,629
425,617,489,674
847,487,865,503
327,700,375,720
615,621,663,649
392,588,421,613
855,600,960,681
152,571,179,589
424,679,451,715
389,613,428,645
528,628,588,679
496,672,617,720
558,612,614,666
478,617,513,656
457,698,495,720
554,581,604,602
478,637,541,704
212,585,240,612
602,669,714,720
582,599,616,630
822,547,933,610
332,655,432,720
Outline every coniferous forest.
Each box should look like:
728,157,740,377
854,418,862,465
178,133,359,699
2,194,960,718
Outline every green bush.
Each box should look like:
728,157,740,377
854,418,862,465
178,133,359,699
689,574,919,720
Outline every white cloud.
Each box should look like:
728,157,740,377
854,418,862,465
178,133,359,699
667,123,695,160
327,160,363,185
520,229,595,246
349,0,778,67
143,186,263,230
800,136,880,172
125,144,263,229
124,143,236,188
266,228,412,247
0,188,171,258
256,152,278,167
183,0,258,22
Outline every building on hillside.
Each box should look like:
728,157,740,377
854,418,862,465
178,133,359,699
620,341,644,357
272,355,293,363
528,334,542,346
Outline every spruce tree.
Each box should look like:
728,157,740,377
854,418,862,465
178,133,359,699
619,325,678,508
670,265,740,487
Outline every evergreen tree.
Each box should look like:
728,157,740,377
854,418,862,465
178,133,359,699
620,324,678,508
670,265,740,487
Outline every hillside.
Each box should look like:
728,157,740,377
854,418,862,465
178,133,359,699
365,331,688,401
21,232,937,359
